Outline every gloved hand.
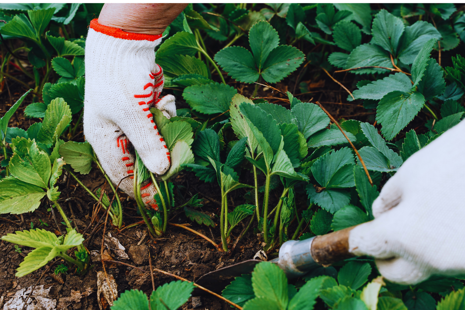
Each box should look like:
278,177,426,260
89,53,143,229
84,18,176,209
349,120,465,284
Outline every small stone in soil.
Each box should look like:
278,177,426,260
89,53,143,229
128,245,149,265
192,296,202,309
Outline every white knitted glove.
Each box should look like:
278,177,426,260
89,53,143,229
84,19,176,209
349,120,465,285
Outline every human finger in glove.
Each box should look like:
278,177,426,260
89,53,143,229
84,4,186,209
349,120,465,285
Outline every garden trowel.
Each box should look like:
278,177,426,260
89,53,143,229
195,226,355,293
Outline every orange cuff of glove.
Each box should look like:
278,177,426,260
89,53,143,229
90,19,162,41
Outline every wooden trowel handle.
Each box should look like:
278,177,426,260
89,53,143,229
311,226,356,266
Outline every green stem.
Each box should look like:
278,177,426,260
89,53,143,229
134,169,157,237
3,72,31,89
13,58,34,80
224,33,243,49
424,103,438,120
70,110,84,138
251,83,259,98
291,218,305,240
163,180,171,208
38,64,52,94
150,173,168,233
220,185,228,252
279,218,284,245
53,201,73,231
2,139,9,177
224,194,228,237
253,166,260,223
196,29,208,56
61,25,70,40
196,42,226,84
262,173,271,245
59,252,84,271
272,187,289,236
95,159,123,228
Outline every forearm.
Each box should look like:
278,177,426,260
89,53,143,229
98,3,187,35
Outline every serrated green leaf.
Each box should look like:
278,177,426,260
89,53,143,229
320,285,353,308
401,130,422,161
222,275,254,307
377,91,425,140
184,207,214,227
158,54,209,79
310,209,333,235
279,123,304,168
335,296,368,310
435,112,464,133
338,261,372,290
157,31,198,59
249,21,280,70
437,288,465,310
28,7,55,37
183,82,237,115
328,52,349,69
333,21,361,52
252,262,288,308
0,14,36,40
172,74,212,87
150,280,194,310
5,127,28,144
360,122,403,169
378,297,407,310
334,4,372,35
215,46,259,83
295,22,316,44
417,59,446,101
241,103,281,158
441,100,465,118
258,102,295,125
16,247,57,277
307,128,356,148
37,98,72,146
291,102,329,140
1,228,59,248
10,147,49,189
354,166,378,216
47,80,83,114
0,90,31,138
403,291,436,310
346,44,393,75
411,39,436,88
243,298,282,310
288,276,326,310
307,186,351,214
49,158,65,189
271,146,304,180
59,141,94,174
352,73,412,101
286,3,305,30
193,129,220,162
332,205,368,231
225,137,247,169
372,9,405,55
47,33,85,56
228,204,255,231
230,95,259,156
112,290,149,310
161,141,194,181
358,147,398,172
24,102,47,118
397,21,442,65
436,24,460,52
311,148,355,188
262,45,305,83
431,3,456,20
160,121,193,150
52,57,75,78
46,186,60,201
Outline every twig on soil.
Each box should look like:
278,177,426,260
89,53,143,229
106,260,243,310
148,252,156,292
251,96,289,102
316,101,373,186
49,202,63,235
0,217,20,226
168,223,219,249
321,67,354,100
100,194,116,303
253,82,285,95
198,192,222,206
